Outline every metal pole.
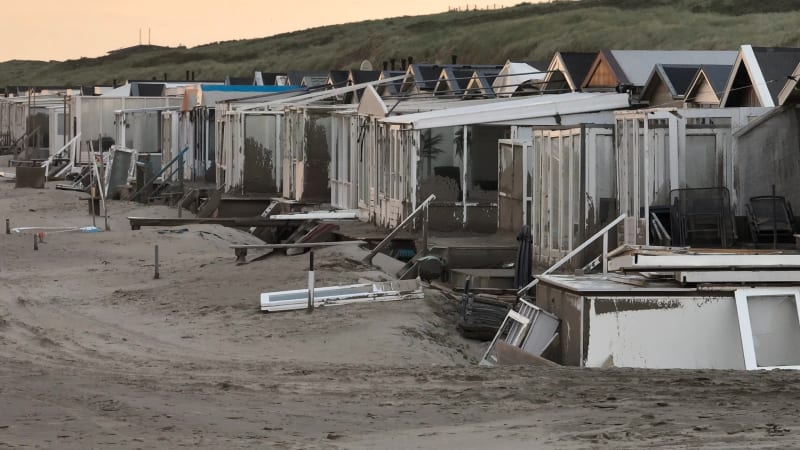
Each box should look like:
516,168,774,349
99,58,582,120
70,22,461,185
773,184,778,249
178,153,184,218
307,251,315,313
90,168,96,228
602,232,609,276
154,245,160,279
422,203,429,253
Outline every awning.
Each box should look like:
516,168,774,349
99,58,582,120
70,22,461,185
379,92,630,129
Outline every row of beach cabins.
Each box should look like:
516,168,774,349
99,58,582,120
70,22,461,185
5,44,800,370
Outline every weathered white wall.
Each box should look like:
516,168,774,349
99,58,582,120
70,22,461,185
586,295,746,369
734,106,800,215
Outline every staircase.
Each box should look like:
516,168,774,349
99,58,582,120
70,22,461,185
127,146,189,205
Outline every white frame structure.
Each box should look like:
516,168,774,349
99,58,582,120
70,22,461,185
735,287,800,371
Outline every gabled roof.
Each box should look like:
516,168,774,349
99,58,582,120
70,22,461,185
543,52,597,93
434,68,475,96
493,61,547,97
377,70,405,97
131,83,165,97
287,71,328,87
464,69,501,98
778,61,800,105
326,70,350,89
225,76,253,86
349,70,381,85
683,65,732,106
583,50,738,89
254,71,286,86
401,64,442,93
641,64,701,102
722,46,800,107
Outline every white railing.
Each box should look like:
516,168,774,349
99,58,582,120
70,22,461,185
362,194,436,264
41,133,81,178
517,213,628,296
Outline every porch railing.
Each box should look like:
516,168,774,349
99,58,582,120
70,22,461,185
362,194,436,264
127,146,189,203
517,213,628,296
41,133,81,179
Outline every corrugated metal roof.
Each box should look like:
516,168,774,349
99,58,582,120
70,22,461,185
609,50,738,86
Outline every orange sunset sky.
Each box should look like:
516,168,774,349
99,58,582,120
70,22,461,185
2,0,522,62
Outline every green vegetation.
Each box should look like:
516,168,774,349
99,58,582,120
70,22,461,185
4,0,800,86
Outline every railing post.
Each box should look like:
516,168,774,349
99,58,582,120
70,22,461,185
362,194,436,264
602,232,609,276
517,213,627,296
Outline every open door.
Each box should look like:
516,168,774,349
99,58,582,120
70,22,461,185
498,139,531,233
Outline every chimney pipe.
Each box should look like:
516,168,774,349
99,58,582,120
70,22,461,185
401,58,407,70
390,58,396,71
383,61,389,71
408,56,414,66
451,55,458,64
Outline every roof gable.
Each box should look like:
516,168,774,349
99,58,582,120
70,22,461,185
684,65,732,106
751,47,800,104
545,51,597,92
583,51,621,89
778,62,800,105
721,46,773,107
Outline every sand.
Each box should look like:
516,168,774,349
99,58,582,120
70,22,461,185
1,181,799,449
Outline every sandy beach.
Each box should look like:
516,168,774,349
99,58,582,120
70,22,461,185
1,180,799,449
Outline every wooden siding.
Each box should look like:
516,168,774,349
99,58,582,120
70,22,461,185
585,59,618,89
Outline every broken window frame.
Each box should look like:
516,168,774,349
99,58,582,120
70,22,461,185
735,287,800,371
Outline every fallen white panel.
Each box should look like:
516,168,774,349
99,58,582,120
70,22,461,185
261,278,423,312
521,309,559,356
481,300,559,366
735,288,800,371
677,270,800,284
609,254,800,271
271,210,359,220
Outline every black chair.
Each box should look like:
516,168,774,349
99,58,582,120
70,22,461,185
746,196,795,243
670,188,734,248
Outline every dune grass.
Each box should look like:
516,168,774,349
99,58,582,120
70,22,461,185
3,0,800,86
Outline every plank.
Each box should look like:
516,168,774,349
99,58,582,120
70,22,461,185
231,241,365,250
128,217,292,230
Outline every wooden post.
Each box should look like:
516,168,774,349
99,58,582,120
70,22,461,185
154,245,160,279
307,251,315,313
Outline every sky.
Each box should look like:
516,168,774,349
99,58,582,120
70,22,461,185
2,0,522,62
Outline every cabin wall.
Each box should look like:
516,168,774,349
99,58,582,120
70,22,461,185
502,125,615,268
0,100,28,146
734,106,800,215
615,108,770,240
74,96,181,164
535,283,586,366
331,114,358,209
586,295,744,369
